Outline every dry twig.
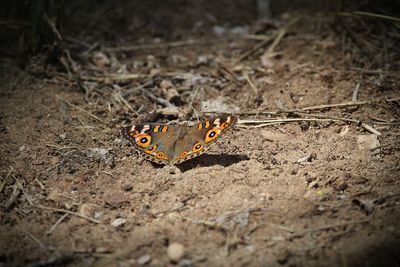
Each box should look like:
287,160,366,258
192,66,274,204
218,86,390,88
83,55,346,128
237,97,400,115
56,95,105,124
46,214,69,235
23,229,47,249
37,205,101,224
293,219,369,237
104,39,201,52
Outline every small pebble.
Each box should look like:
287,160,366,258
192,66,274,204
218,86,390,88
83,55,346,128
111,218,126,228
178,259,192,267
137,254,151,265
167,242,185,262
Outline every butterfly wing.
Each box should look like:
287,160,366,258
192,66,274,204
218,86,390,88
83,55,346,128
121,124,178,165
172,115,238,164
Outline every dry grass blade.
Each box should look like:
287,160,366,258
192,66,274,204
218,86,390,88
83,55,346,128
239,97,400,115
104,39,201,52
80,72,185,81
244,73,258,94
37,205,101,224
339,11,400,23
142,89,175,107
293,112,381,135
233,16,300,65
23,229,47,249
46,214,69,235
55,95,105,124
293,219,369,237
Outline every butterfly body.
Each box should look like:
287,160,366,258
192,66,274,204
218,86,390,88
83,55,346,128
121,115,237,165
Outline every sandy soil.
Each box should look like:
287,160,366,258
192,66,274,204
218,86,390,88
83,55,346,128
1,1,400,266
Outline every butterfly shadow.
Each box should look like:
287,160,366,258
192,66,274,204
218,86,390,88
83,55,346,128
175,153,249,172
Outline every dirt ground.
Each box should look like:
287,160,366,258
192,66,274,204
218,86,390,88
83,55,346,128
1,1,400,266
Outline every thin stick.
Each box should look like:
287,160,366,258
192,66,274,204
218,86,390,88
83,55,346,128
242,34,273,41
264,222,295,233
293,112,381,135
104,39,201,52
46,214,69,234
298,97,400,112
339,11,400,23
0,180,5,194
237,97,400,115
239,118,333,124
349,67,400,77
352,83,360,102
264,25,288,55
266,16,301,56
239,115,381,135
0,168,12,193
121,80,153,98
361,123,381,135
234,35,274,64
5,184,19,210
43,13,62,40
56,95,105,123
37,205,101,224
142,89,174,107
233,16,300,65
23,229,47,249
79,72,184,81
15,177,34,206
294,219,369,236
34,178,45,190
244,73,258,94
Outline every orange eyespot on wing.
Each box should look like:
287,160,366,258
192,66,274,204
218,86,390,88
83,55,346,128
204,128,221,143
156,151,168,160
176,151,189,160
135,134,152,148
144,144,158,154
192,142,204,153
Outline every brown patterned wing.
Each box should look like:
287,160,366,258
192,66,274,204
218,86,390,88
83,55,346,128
172,115,238,164
121,124,178,165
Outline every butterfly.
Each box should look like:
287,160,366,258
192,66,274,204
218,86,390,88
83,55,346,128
120,115,238,165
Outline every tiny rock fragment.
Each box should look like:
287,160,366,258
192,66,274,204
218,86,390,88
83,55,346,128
352,199,375,215
137,254,151,265
158,106,179,116
178,259,192,267
260,53,274,69
111,218,126,228
94,211,103,220
159,80,183,106
276,249,291,264
308,180,319,189
92,51,110,68
166,88,183,106
121,184,133,192
167,242,185,262
79,203,95,220
95,247,110,253
159,80,174,90
86,148,110,160
357,134,380,150
105,193,129,208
